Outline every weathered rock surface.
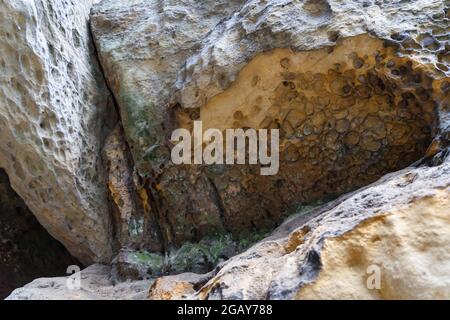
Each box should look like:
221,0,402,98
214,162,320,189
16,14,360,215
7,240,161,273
0,0,116,264
6,264,152,300
91,0,450,255
4,0,450,300
11,151,450,300
150,153,450,300
148,272,213,300
102,125,162,252
110,235,246,281
0,169,79,299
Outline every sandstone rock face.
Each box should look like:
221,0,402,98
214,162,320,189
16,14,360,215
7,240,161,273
0,169,78,299
0,0,116,263
296,191,450,299
13,152,450,300
91,0,247,250
102,125,162,252
91,0,450,252
148,272,212,300
189,155,450,299
4,0,450,299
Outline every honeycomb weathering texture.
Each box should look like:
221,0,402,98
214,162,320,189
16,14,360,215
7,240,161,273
174,0,450,112
0,0,115,264
4,0,450,299
91,0,450,257
173,34,441,237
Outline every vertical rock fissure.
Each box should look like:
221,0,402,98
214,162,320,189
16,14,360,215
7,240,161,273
88,20,168,256
88,22,125,257
207,177,231,234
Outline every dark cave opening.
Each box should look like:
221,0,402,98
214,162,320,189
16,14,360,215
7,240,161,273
0,169,80,299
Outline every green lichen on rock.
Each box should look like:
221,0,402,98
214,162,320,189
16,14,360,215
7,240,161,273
168,235,234,274
131,250,164,269
168,232,272,274
237,230,271,251
114,231,272,280
128,218,144,240
119,88,169,176
112,248,165,280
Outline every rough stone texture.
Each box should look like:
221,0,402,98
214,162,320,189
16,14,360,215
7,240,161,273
13,150,450,300
91,0,246,176
91,0,246,250
296,192,450,299
189,152,450,299
5,0,450,300
0,169,79,299
111,236,244,281
5,264,152,300
175,0,450,110
102,125,162,252
148,272,213,300
0,0,116,264
182,34,442,235
91,0,450,251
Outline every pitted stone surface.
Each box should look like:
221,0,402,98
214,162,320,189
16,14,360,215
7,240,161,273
91,0,449,249
5,0,450,297
0,0,116,264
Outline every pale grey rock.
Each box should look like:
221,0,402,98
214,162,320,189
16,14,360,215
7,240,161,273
92,0,449,165
10,152,450,299
175,0,450,109
91,0,246,175
0,0,116,264
6,0,450,299
6,264,152,300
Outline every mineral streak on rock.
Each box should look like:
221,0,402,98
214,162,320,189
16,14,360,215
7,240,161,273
6,264,152,300
90,0,246,176
102,125,163,252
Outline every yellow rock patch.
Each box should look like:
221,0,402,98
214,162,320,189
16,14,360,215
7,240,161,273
296,189,450,299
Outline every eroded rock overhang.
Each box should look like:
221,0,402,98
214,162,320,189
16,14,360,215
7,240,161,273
173,34,446,237
91,0,450,259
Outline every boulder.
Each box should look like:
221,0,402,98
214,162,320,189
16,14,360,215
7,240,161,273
14,152,450,300
90,0,450,251
148,272,213,300
4,0,450,299
0,0,116,264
